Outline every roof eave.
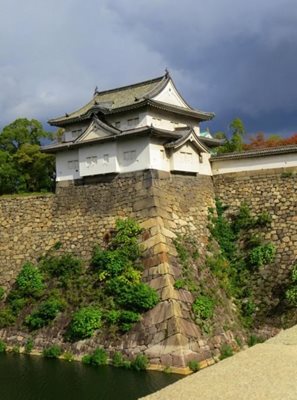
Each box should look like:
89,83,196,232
210,145,297,161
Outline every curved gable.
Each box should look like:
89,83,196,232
152,79,189,109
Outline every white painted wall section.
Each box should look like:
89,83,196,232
153,80,188,108
56,150,80,181
199,153,212,175
170,143,200,173
117,136,151,173
212,153,297,175
79,142,118,176
149,141,170,171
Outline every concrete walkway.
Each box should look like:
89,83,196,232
141,325,297,400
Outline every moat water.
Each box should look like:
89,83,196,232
0,353,182,400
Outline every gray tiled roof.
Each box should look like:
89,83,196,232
211,145,297,161
48,74,214,126
49,75,166,125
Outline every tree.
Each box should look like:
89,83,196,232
216,118,246,153
0,118,50,153
0,118,55,194
244,132,297,150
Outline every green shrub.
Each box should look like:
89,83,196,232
0,340,6,353
0,308,16,328
231,203,255,233
249,243,276,267
7,291,29,314
290,264,297,283
104,309,140,332
256,211,272,227
92,247,129,278
82,348,108,366
111,218,142,261
248,335,264,347
131,354,148,371
192,295,215,320
43,345,63,358
63,351,74,362
12,345,20,353
118,310,141,332
0,287,5,300
107,279,159,312
40,253,82,280
174,279,186,290
219,344,233,360
25,297,65,330
15,262,44,297
24,338,34,353
112,351,126,367
68,306,102,341
286,286,297,306
187,360,200,372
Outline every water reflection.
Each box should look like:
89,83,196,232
0,354,182,400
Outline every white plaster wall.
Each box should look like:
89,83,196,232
146,110,187,131
212,153,297,175
170,143,200,173
79,142,118,176
63,122,88,142
199,153,212,175
56,150,80,181
149,141,170,171
153,80,188,108
107,112,147,131
117,136,150,173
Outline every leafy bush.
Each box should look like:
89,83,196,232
0,287,5,300
256,211,272,227
15,262,44,297
104,309,140,332
112,351,127,367
192,295,215,320
40,253,82,280
285,265,297,306
249,243,276,267
111,218,142,260
231,203,255,233
82,348,107,366
219,344,233,360
25,297,65,330
68,306,102,341
63,351,74,362
131,354,148,371
92,247,129,278
12,345,20,353
24,338,34,353
291,265,297,283
247,335,264,347
0,308,16,328
107,279,158,312
43,345,63,358
286,286,297,306
0,340,6,353
188,360,200,372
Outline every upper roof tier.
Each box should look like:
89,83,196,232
48,72,215,127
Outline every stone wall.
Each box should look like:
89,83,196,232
213,167,297,318
0,170,242,369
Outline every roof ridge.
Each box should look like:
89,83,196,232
94,75,165,97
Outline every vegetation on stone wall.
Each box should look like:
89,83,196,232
173,199,277,333
285,265,297,306
0,219,159,343
207,200,276,327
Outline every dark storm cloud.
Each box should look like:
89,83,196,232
0,0,296,135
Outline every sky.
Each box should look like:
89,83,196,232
0,0,297,137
